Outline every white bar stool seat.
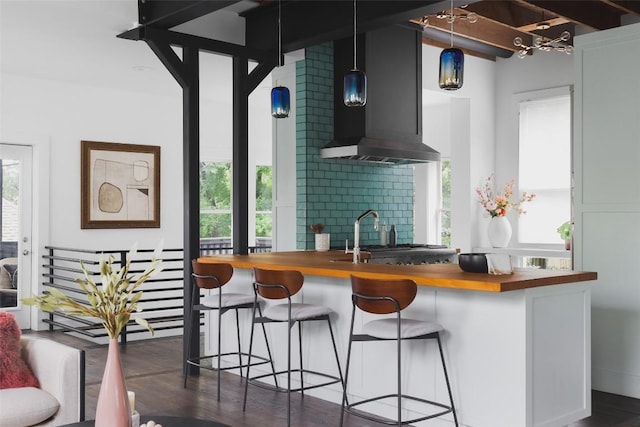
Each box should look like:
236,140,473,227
183,260,276,401
340,274,459,427
243,266,345,427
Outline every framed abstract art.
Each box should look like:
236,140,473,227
81,140,160,229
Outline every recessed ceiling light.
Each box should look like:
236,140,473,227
132,65,153,72
536,22,551,30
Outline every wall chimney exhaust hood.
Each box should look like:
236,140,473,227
321,25,440,164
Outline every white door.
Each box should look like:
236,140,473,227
0,144,33,329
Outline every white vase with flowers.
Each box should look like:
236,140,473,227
476,174,536,248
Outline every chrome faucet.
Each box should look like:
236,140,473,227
351,209,379,263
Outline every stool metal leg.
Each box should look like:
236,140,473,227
286,314,292,426
437,335,459,427
243,301,259,412
216,305,222,401
326,317,346,398
235,308,243,377
340,304,357,427
243,301,279,412
258,303,278,388
298,321,304,398
396,312,402,426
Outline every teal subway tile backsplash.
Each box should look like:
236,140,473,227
296,43,414,250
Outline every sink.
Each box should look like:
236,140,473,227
329,258,369,263
329,253,370,263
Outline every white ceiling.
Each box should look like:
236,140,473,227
0,0,269,98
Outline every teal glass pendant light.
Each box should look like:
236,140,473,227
439,0,464,90
271,86,290,118
271,0,290,118
344,0,367,107
439,48,464,90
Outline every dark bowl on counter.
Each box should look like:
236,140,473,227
458,253,489,273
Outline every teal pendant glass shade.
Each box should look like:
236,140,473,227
271,86,290,118
439,47,464,90
343,69,367,107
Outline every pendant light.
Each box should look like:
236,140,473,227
343,0,366,107
271,0,290,118
439,0,464,90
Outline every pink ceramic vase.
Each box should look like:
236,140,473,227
95,338,131,427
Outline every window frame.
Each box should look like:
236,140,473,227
198,160,273,246
512,86,572,249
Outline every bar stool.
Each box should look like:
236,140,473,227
340,275,458,426
243,266,345,427
184,260,276,401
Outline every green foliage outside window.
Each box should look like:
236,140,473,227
198,162,272,240
255,166,272,238
255,166,272,211
200,213,232,238
199,162,231,211
199,163,232,237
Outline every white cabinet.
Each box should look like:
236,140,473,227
574,22,640,398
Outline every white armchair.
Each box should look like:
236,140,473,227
0,336,85,427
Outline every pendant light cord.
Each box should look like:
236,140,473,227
278,0,282,67
450,0,454,48
353,0,357,70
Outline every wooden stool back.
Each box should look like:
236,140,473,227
350,275,417,314
191,261,234,289
253,267,304,299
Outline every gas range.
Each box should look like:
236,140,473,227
360,243,449,251
359,244,457,265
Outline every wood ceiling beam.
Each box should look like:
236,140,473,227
515,0,622,30
416,8,533,53
420,36,497,61
518,17,570,32
464,1,549,28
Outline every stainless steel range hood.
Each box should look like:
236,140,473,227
320,25,440,164
320,137,440,165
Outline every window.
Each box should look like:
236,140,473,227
198,162,273,247
255,165,272,240
199,162,232,239
517,88,571,245
440,160,451,247
2,159,20,242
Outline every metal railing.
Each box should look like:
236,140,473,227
199,237,272,255
41,242,272,343
42,247,185,344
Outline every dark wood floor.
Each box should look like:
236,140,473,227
25,330,640,426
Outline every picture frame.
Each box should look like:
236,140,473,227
81,140,160,229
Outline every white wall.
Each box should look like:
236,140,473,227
271,62,298,252
492,52,574,247
1,53,273,250
419,44,496,251
1,56,272,330
419,46,574,250
1,73,184,250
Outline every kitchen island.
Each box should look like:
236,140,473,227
199,251,597,427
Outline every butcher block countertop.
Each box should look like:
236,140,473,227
198,250,597,293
